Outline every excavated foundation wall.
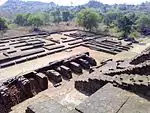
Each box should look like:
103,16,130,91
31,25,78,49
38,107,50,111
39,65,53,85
75,79,107,96
0,52,97,112
130,47,150,65
106,61,150,76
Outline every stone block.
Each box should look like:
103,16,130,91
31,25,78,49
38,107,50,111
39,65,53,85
84,56,97,66
70,62,82,74
59,65,72,79
46,70,62,83
77,58,90,70
17,76,33,97
35,73,48,91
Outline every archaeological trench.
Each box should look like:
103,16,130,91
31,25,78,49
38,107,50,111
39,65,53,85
0,29,150,113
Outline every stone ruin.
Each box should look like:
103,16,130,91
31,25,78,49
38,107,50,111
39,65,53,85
0,29,133,69
0,52,97,113
0,72,48,113
65,47,150,113
24,46,150,113
0,29,146,113
130,46,150,65
75,47,150,97
83,37,132,55
0,48,149,113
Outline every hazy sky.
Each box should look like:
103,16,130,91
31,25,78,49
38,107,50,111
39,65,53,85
0,0,149,6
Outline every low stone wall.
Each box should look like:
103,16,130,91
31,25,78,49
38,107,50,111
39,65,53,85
130,47,150,65
106,61,150,76
0,72,48,113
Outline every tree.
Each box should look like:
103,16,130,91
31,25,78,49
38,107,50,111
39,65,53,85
14,13,31,26
104,11,122,26
35,12,51,25
51,9,62,24
27,15,43,27
14,14,26,26
125,13,138,24
117,16,133,38
62,11,70,22
0,18,8,37
77,8,103,31
42,13,51,25
136,15,150,35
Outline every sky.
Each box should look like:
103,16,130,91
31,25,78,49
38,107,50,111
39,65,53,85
0,0,149,6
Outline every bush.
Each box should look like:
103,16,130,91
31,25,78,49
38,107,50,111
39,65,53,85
129,31,141,38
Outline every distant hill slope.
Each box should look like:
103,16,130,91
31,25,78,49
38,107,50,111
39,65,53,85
0,0,57,18
0,0,150,18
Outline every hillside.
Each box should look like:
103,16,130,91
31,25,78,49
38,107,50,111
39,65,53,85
0,0,150,18
0,0,57,18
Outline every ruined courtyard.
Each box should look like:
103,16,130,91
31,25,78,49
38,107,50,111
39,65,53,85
0,29,150,113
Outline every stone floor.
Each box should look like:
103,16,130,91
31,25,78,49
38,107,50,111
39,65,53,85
75,83,150,113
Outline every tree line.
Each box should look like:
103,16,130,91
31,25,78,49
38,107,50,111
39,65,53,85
13,10,74,27
77,9,150,38
0,8,150,38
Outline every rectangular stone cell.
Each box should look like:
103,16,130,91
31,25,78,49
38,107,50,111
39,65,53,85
0,44,5,47
59,65,72,79
46,70,62,83
62,38,77,43
0,40,9,44
102,39,119,45
7,50,17,54
14,43,28,48
33,43,44,48
0,53,9,62
44,44,65,51
37,52,47,58
76,83,130,113
26,54,38,60
20,45,34,51
21,48,45,57
7,48,44,61
35,73,48,91
27,39,39,42
27,40,45,45
83,43,118,55
70,62,82,74
15,57,27,63
17,76,33,98
77,58,90,70
92,42,122,52
83,55,97,66
44,42,55,46
0,61,15,68
9,41,25,45
0,47,10,51
68,39,83,45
